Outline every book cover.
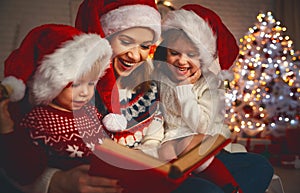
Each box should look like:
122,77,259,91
89,134,231,193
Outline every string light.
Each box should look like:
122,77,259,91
155,1,175,10
225,11,299,137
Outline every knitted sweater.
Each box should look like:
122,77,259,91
113,81,164,157
19,104,108,171
155,71,231,143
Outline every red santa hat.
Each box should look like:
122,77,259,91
2,24,112,105
75,0,161,42
162,4,239,80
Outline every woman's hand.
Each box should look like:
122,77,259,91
49,164,123,193
0,99,14,134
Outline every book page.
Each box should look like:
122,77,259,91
94,139,171,171
171,135,229,175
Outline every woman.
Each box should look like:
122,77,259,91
1,0,225,193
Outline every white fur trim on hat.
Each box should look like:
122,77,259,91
162,9,217,66
32,34,112,105
208,57,234,80
101,4,161,42
1,76,26,102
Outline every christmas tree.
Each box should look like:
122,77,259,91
225,12,300,138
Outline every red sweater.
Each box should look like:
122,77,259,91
2,104,107,185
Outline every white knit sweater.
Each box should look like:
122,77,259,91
155,71,231,143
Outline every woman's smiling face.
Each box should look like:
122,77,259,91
109,27,154,78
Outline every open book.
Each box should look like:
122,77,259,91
89,134,231,193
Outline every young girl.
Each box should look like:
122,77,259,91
1,23,126,193
154,28,230,159
153,4,274,193
153,14,234,160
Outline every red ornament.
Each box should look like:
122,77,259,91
243,104,253,114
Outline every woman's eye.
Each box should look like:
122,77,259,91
170,50,179,55
140,44,151,50
120,39,131,46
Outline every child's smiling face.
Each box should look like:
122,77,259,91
165,35,201,83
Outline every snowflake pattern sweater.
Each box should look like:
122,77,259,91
19,104,108,170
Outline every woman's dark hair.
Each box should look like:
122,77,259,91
153,43,167,62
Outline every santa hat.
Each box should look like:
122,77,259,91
75,0,161,42
3,24,127,132
3,24,112,104
162,4,239,80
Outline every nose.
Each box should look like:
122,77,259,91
178,54,189,66
127,46,141,61
79,85,89,97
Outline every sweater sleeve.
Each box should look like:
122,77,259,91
0,126,47,186
20,167,60,193
175,75,231,138
175,83,212,134
137,106,164,158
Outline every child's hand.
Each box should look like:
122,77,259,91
178,68,201,85
158,140,178,161
0,99,14,134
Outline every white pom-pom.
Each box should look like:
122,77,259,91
1,76,26,102
102,113,127,132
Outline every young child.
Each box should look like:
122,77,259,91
0,24,125,187
154,28,230,158
153,5,238,162
153,4,274,193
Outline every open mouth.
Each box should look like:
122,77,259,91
119,58,135,68
175,65,191,74
177,66,190,71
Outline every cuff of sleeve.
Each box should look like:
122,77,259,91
175,84,195,102
139,145,159,158
22,168,60,193
136,140,160,158
142,139,160,146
